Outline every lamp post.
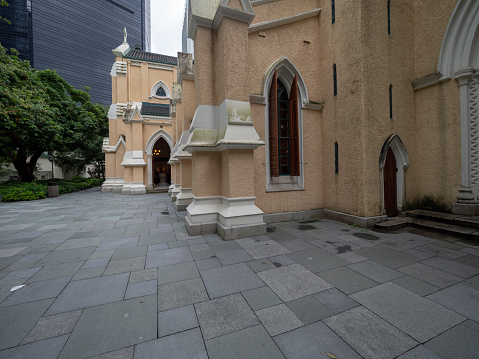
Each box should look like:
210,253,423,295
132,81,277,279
48,154,54,181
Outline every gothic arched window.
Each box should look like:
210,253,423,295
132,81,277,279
156,86,167,97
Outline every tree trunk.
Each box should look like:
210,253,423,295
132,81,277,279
11,149,43,182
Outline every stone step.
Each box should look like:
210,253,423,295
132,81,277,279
374,217,410,230
406,209,479,230
146,188,169,194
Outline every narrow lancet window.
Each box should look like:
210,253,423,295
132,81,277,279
387,1,391,34
335,142,339,174
332,0,335,24
389,84,393,119
333,64,337,96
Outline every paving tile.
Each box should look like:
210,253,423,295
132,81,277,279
239,240,291,259
392,275,439,296
336,251,368,263
424,323,479,359
463,274,479,290
36,247,95,266
246,259,276,272
195,293,259,340
98,236,139,251
200,263,264,299
89,250,114,260
103,257,145,276
60,295,157,359
0,247,27,258
158,277,209,311
21,309,82,344
427,283,479,322
167,241,188,248
0,334,69,359
157,261,199,285
145,247,193,268
147,243,168,251
29,261,83,282
313,288,359,314
417,243,466,259
157,304,199,338
286,295,334,324
138,232,175,246
309,236,363,255
54,236,103,251
258,263,332,302
352,282,465,342
45,273,129,315
191,249,215,260
287,248,349,273
376,234,436,251
72,266,105,281
324,306,418,359
318,266,378,294
403,248,437,260
209,241,242,253
124,279,157,299
216,248,254,265
205,325,285,359
421,256,479,278
348,260,404,283
354,245,419,269
279,239,316,252
455,254,479,268
0,298,54,350
256,303,303,336
398,262,462,288
82,257,110,269
134,328,207,359
274,321,362,359
241,286,282,311
397,345,443,359
0,277,70,307
88,346,134,359
268,254,296,267
0,267,41,281
129,268,157,284
195,257,222,271
111,246,147,260
188,244,210,252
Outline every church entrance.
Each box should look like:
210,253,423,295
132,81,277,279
152,137,171,188
384,148,398,217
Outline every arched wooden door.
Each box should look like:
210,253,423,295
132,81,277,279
384,148,398,217
152,138,171,187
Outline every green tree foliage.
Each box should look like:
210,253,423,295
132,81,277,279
0,44,108,181
1,0,10,25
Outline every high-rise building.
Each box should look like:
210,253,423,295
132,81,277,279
0,0,151,105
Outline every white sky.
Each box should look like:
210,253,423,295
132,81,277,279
150,0,186,56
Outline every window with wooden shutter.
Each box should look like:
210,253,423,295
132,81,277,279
269,70,279,177
289,75,299,176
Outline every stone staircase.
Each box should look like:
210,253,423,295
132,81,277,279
146,187,169,194
374,209,479,242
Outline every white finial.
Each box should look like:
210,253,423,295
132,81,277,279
123,27,127,43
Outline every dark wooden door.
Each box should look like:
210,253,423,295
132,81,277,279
384,148,398,217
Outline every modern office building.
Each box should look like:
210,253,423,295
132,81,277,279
0,0,151,105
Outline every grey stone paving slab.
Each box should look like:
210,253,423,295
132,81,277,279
72,266,105,281
124,279,157,299
0,298,54,350
417,243,466,259
0,334,69,359
36,247,95,266
89,346,134,359
158,277,209,311
0,277,70,307
463,274,479,290
352,282,465,342
145,247,193,268
274,321,362,359
336,251,368,263
147,243,168,251
17,244,60,256
46,273,129,315
392,275,439,296
268,254,296,267
89,249,114,260
258,263,332,302
398,262,462,288
157,304,199,338
324,306,418,359
424,323,479,359
129,268,157,284
403,247,437,260
111,246,147,260
286,295,334,324
455,254,479,268
168,241,188,249
60,295,157,359
191,248,215,260
376,233,436,251
246,258,276,272
318,266,378,294
422,256,479,278
200,263,265,299
287,248,349,273
103,257,145,276
256,303,303,336
209,240,241,253
188,244,210,252
82,257,110,269
134,328,207,359
195,293,259,340
216,248,254,265
310,236,363,255
157,261,199,285
354,245,419,268
195,257,222,271
54,237,103,251
427,283,479,322
348,260,404,283
21,309,82,344
0,247,27,258
98,236,139,251
205,325,285,359
313,287,359,314
29,261,83,282
239,240,291,259
241,286,282,311
397,345,443,359
138,232,175,246
279,239,316,252
0,267,41,281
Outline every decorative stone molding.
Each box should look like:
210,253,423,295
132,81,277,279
102,136,126,153
121,182,146,195
411,72,448,91
176,188,193,211
102,178,125,193
150,81,171,99
249,94,266,105
116,103,127,117
121,151,146,167
148,63,175,71
251,0,278,5
111,61,127,77
303,102,325,111
248,8,321,33
177,53,194,83
130,61,142,67
173,83,182,104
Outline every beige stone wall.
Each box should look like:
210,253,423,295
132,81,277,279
192,152,222,197
181,80,195,130
194,26,216,107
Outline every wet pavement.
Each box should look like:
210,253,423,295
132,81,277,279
0,187,479,358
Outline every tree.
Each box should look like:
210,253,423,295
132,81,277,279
0,45,108,181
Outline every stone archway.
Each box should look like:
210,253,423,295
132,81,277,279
145,130,173,190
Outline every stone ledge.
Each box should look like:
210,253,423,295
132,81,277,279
322,209,387,228
216,222,267,241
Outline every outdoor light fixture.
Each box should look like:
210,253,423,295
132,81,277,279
153,149,161,156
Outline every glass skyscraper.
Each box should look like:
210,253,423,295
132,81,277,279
0,0,151,105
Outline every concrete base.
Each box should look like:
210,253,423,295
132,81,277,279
121,182,146,195
452,203,479,216
264,209,323,224
322,209,387,228
102,178,125,193
171,184,181,202
176,188,193,212
217,221,267,241
168,183,175,196
185,216,217,236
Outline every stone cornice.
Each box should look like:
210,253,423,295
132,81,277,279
248,8,321,33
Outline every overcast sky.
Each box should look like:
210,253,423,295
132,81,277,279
150,0,186,56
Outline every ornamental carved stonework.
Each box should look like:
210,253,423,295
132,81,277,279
470,75,479,185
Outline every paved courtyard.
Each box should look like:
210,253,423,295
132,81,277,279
0,188,479,359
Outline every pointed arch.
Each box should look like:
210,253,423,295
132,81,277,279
438,0,479,78
145,129,173,155
379,134,409,170
151,81,171,99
